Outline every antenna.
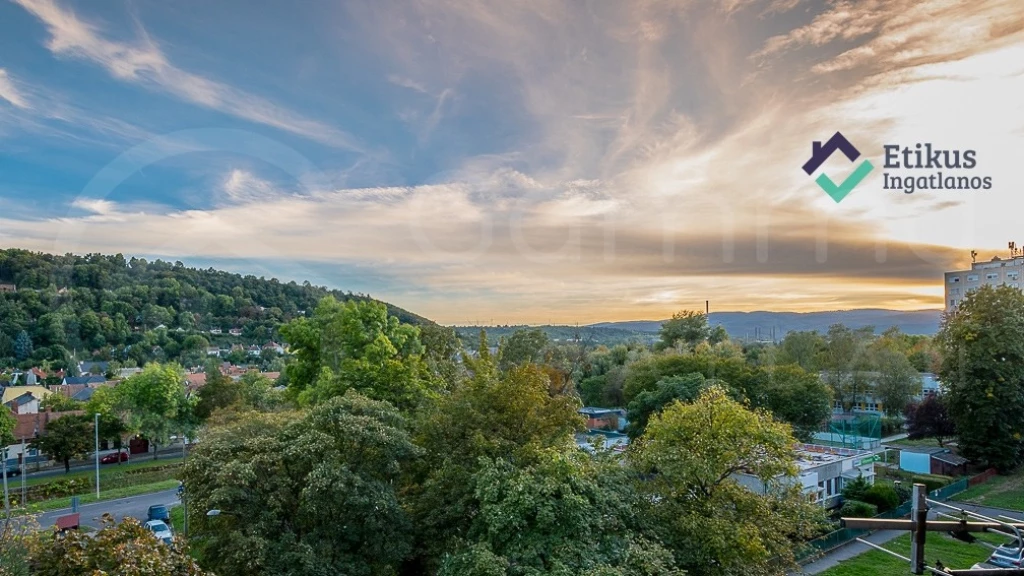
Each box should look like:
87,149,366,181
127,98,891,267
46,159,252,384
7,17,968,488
1010,242,1018,258
970,250,977,263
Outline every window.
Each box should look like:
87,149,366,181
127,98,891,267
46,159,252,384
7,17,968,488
987,273,999,280
1009,272,1020,280
950,299,956,306
968,274,979,282
949,276,960,283
950,288,960,296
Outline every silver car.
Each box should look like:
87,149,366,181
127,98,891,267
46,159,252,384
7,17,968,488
143,520,174,544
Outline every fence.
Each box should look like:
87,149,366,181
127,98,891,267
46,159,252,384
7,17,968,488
796,475,980,563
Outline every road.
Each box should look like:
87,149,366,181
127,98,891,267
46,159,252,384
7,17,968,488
794,503,1024,575
16,450,182,482
32,488,180,530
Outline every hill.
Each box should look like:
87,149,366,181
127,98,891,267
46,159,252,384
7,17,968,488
0,248,427,373
454,324,657,347
591,309,943,338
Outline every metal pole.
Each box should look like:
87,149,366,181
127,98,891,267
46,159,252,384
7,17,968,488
94,413,100,498
182,429,187,537
2,447,9,518
912,483,927,574
20,438,25,506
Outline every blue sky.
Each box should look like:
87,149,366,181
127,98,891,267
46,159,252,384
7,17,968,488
0,0,1022,323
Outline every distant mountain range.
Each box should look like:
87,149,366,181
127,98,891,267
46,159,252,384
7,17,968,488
590,309,944,338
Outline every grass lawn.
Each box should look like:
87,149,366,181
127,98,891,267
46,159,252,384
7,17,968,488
957,473,1024,511
15,479,181,514
818,532,993,576
21,456,183,488
887,437,950,449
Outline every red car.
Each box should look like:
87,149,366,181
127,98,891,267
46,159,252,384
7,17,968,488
100,451,129,464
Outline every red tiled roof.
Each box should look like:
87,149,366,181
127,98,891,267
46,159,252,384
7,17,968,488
12,410,85,440
50,384,87,399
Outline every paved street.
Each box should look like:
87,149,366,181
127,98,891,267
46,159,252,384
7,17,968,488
793,503,1024,575
31,488,180,530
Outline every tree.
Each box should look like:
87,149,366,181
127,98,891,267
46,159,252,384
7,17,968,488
625,373,712,438
25,515,207,575
281,297,435,409
13,330,31,362
39,393,83,412
873,348,920,416
193,360,242,420
0,409,14,447
497,328,550,371
775,331,824,371
905,394,956,447
238,370,284,411
937,284,1024,471
744,365,832,442
85,387,130,459
631,386,826,576
29,414,93,473
116,363,192,458
819,324,874,413
658,310,710,350
183,391,420,576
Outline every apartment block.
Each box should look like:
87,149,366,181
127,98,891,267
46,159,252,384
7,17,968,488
945,255,1024,311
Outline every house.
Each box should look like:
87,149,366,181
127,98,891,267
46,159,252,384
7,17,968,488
898,446,968,476
579,407,628,432
185,373,207,393
575,430,630,454
0,283,16,293
77,361,110,376
206,347,221,357
1,386,50,415
263,342,285,354
209,328,222,335
735,443,878,508
229,328,243,337
117,367,143,379
62,375,107,386
247,345,261,357
825,371,936,416
50,384,88,399
4,409,84,465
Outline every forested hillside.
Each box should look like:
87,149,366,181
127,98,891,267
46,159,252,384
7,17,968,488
0,249,426,372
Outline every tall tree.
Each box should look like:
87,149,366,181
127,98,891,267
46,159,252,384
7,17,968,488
625,373,712,438
873,347,920,416
29,414,93,473
116,363,192,458
905,394,956,447
497,328,549,371
13,330,31,362
659,310,710,350
745,365,833,442
85,387,130,459
0,409,14,447
819,324,874,413
183,391,419,576
193,360,242,420
937,284,1024,471
775,331,824,371
631,386,826,576
281,297,435,409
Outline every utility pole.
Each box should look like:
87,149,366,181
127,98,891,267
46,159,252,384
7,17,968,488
2,447,9,518
94,413,100,498
910,483,926,574
182,429,188,537
20,439,25,506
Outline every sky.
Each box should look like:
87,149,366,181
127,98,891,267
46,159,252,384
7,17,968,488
0,0,1022,324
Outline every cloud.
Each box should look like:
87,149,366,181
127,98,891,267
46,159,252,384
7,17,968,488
0,69,30,108
12,0,363,150
222,169,283,204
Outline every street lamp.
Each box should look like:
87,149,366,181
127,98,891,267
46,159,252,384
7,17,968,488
94,413,100,498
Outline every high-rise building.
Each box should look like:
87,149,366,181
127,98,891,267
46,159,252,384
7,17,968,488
945,255,1024,311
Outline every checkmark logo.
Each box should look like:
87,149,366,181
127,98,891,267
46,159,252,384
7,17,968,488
815,160,874,203
803,132,873,203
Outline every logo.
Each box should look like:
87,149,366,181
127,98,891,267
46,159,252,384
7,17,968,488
802,132,874,203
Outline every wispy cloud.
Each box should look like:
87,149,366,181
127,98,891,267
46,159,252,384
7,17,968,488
0,69,30,108
11,0,364,151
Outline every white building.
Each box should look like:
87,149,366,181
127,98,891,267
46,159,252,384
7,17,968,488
734,444,877,508
946,254,1024,311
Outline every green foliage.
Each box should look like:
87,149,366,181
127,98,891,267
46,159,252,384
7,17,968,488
0,408,14,446
937,284,1024,471
862,484,900,512
743,365,832,442
904,394,956,447
193,360,242,420
85,386,129,448
840,475,871,502
497,328,550,371
840,500,878,518
39,393,82,412
625,373,711,438
622,350,749,403
25,515,206,575
775,331,824,371
29,414,93,473
0,248,423,370
184,391,420,576
116,363,194,452
281,297,435,409
658,310,710,350
632,386,826,576
872,347,920,416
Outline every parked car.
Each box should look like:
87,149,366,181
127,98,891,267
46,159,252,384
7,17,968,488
1,461,19,477
988,542,1024,568
147,505,170,522
100,451,129,464
144,520,173,544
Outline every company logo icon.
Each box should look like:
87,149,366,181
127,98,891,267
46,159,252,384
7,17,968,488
802,132,874,203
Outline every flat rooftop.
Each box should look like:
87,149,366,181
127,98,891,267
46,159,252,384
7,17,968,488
794,443,871,470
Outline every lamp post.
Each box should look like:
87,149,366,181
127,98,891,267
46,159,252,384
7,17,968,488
94,413,100,498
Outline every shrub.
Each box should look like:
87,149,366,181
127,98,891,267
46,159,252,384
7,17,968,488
841,500,878,518
862,484,900,512
841,476,871,502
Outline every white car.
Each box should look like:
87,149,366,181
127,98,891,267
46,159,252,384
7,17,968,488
144,520,173,544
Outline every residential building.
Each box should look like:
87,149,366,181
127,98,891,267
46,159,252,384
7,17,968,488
946,254,1024,311
264,342,285,354
734,443,878,508
62,375,106,386
209,328,222,335
0,283,16,293
578,407,628,432
77,361,110,376
229,328,243,337
1,386,50,414
575,430,629,454
206,347,221,357
247,345,261,357
825,371,934,416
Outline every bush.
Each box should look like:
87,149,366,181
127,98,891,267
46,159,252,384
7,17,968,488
911,475,949,493
862,484,900,512
841,500,878,518
841,476,871,502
